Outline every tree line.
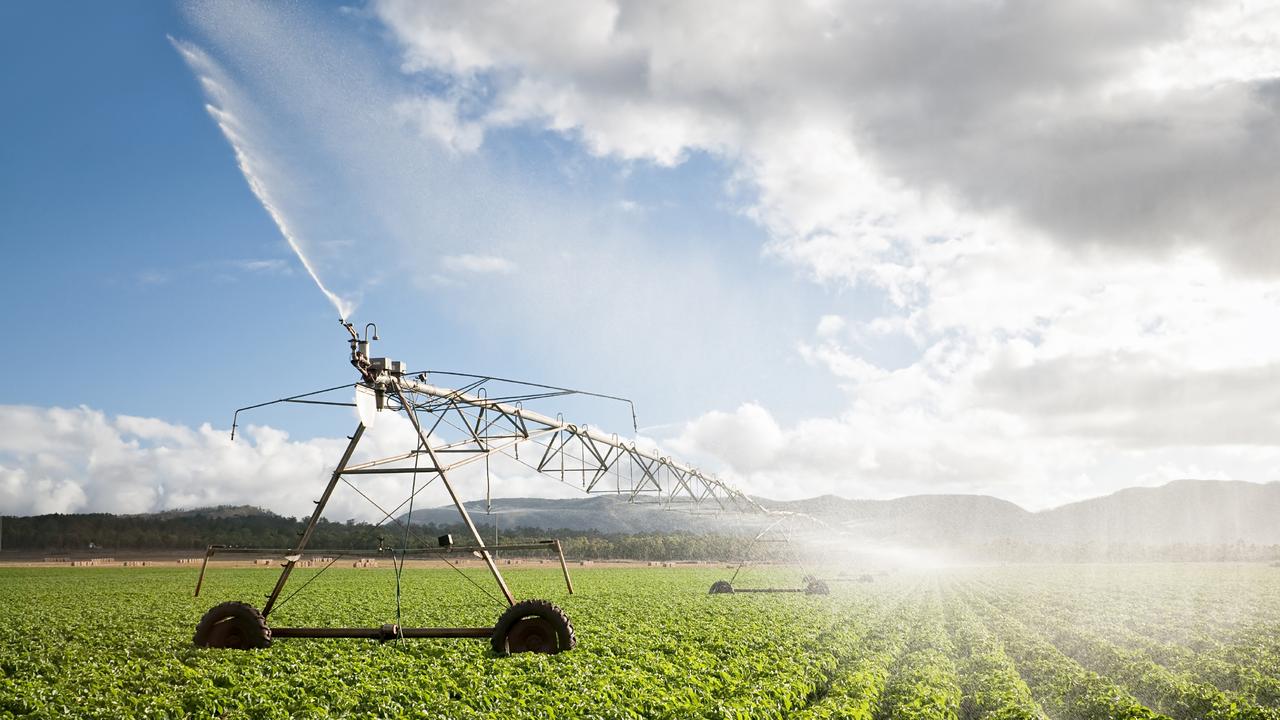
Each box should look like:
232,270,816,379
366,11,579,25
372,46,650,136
0,508,759,562
6,508,1278,564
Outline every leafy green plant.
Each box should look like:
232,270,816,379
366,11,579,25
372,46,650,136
5,563,1280,718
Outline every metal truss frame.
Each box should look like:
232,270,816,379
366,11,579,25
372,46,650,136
209,322,767,643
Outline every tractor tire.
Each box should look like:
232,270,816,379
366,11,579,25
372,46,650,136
709,580,734,594
491,599,575,655
193,601,272,649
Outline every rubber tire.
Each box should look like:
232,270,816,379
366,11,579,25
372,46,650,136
491,599,576,655
709,580,734,594
193,601,272,649
805,579,830,595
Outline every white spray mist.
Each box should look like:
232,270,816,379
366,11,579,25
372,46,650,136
171,37,354,320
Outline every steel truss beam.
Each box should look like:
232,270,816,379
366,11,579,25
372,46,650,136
347,374,765,515
238,325,774,630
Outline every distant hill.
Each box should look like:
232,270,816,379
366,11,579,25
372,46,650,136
5,480,1279,557
1034,479,1280,545
758,494,1032,546
403,495,765,535
140,505,274,521
405,479,1280,547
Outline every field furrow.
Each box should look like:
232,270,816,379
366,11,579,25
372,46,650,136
1011,596,1280,709
941,588,1047,720
960,586,1172,720
873,588,962,720
791,592,918,719
973,587,1280,720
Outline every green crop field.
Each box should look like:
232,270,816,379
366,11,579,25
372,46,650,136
4,563,1280,719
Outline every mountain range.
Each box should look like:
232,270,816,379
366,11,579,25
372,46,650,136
405,479,1280,547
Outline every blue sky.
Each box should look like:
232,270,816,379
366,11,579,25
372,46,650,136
4,0,1280,517
1,2,358,428
0,1,849,438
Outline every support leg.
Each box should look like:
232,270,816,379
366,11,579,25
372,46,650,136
263,424,366,616
393,386,516,605
193,545,215,597
554,540,574,595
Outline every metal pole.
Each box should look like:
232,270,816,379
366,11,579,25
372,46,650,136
193,545,215,597
263,423,366,616
393,384,516,606
554,539,574,595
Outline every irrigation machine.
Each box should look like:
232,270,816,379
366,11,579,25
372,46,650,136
707,514,831,596
192,321,767,655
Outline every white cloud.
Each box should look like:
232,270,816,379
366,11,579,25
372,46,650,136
156,1,1280,511
674,292,1280,509
394,96,485,153
0,405,602,519
374,0,1280,274
815,315,845,338
0,405,340,516
670,403,784,474
234,258,292,274
440,253,516,275
367,0,1280,508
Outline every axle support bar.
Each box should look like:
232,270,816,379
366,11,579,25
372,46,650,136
270,625,492,641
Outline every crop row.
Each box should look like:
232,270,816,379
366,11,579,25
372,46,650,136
874,588,961,720
939,590,1045,720
988,578,1280,710
962,570,1280,711
958,586,1172,720
798,584,1043,720
790,585,914,719
969,583,1280,720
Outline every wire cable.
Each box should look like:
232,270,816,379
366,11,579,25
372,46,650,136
393,443,422,640
268,552,348,614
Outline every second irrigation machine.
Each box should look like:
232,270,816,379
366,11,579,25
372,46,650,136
192,321,771,655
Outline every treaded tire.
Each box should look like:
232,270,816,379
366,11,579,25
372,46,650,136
804,579,830,595
491,599,575,655
709,580,734,594
193,601,272,649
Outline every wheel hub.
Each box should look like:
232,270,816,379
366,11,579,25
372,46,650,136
507,617,557,654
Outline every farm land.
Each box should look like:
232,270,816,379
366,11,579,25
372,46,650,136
3,563,1280,719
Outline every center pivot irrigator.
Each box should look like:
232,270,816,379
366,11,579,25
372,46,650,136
193,321,766,654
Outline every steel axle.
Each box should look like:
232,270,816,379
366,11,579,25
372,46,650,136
270,625,493,641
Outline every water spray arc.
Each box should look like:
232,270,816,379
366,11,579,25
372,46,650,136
171,37,354,321
206,107,353,320
193,321,767,655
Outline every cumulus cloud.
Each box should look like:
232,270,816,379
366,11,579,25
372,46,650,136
374,0,1280,275
671,403,784,474
147,1,1280,511
0,405,596,519
0,405,339,516
672,267,1280,509
815,315,845,338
